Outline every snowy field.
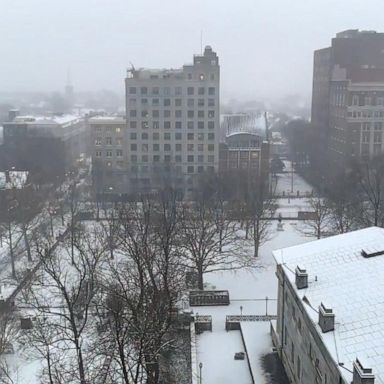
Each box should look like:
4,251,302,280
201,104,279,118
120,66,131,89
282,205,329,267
194,171,316,383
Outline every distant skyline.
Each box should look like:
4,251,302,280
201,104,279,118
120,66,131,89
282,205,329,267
0,0,383,102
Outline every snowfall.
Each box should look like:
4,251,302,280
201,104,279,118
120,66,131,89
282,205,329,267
0,168,316,384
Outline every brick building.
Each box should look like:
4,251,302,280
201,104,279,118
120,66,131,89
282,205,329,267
312,30,384,172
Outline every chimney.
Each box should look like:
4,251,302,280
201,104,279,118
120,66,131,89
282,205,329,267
318,303,335,333
353,358,375,384
295,266,308,289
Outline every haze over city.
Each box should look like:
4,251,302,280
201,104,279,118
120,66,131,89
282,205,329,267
0,0,383,102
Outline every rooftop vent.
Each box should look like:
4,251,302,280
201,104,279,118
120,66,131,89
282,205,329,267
361,248,384,258
353,358,375,384
295,266,308,289
318,303,335,333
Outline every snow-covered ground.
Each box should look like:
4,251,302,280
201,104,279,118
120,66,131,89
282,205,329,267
194,171,316,383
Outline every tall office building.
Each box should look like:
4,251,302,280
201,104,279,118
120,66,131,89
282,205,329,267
124,46,220,195
312,30,384,172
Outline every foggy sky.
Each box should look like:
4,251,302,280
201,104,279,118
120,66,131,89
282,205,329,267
0,0,383,102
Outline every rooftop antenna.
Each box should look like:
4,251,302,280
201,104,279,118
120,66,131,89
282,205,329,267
200,30,203,54
264,111,269,141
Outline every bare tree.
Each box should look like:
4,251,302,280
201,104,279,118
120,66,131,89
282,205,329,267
298,197,330,239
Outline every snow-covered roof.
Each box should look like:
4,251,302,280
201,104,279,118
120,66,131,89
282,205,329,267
0,171,28,189
13,114,82,127
88,116,125,123
273,227,384,383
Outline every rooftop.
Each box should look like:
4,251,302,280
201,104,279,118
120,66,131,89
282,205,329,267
273,227,384,383
12,114,82,127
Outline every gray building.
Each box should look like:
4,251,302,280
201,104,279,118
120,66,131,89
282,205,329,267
124,46,220,195
272,227,384,383
312,30,384,173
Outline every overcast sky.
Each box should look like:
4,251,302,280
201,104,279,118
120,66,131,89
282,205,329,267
0,0,383,102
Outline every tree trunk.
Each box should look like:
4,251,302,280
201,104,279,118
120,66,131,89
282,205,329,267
197,265,204,290
23,226,32,262
8,223,15,278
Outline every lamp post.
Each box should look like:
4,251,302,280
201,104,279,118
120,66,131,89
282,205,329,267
199,362,203,384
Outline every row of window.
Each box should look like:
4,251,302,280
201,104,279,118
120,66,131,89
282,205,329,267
129,120,215,130
129,143,215,152
362,122,383,130
92,126,123,133
95,150,123,158
128,98,216,107
130,164,214,174
362,133,383,143
95,137,123,145
348,110,384,118
129,109,216,118
130,154,214,163
128,86,216,96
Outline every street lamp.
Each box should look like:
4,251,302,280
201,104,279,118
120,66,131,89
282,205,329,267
199,362,203,384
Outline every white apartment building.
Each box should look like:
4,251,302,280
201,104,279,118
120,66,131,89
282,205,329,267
124,46,220,196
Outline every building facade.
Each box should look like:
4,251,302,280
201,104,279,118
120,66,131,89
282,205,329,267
272,227,384,383
0,114,87,181
124,46,220,195
312,30,384,172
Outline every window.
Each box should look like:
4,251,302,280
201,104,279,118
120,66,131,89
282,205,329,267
141,121,148,129
130,121,137,129
95,151,102,158
164,133,171,140
187,166,194,173
130,110,137,117
94,126,102,132
164,144,171,151
188,73,192,80
141,110,149,118
152,87,159,95
198,98,205,107
152,98,159,106
198,110,204,118
187,87,194,95
164,110,171,118
131,155,137,162
208,155,214,163
210,73,215,80
187,121,194,130
188,110,194,118
208,110,215,118
129,98,136,106
130,133,137,140
175,132,182,140
106,137,112,145
198,155,204,162
129,87,136,94
153,155,160,162
175,110,182,118
374,122,382,130
198,165,204,173
187,144,194,151
106,151,112,158
352,95,359,106
208,87,215,95
116,149,123,157
208,121,214,130
175,98,182,106
153,132,159,140
141,98,148,105
142,144,148,152
140,87,147,95
198,133,204,141
208,133,215,140
175,86,182,95
153,144,159,151
208,144,214,151
198,87,205,95
152,110,159,118
153,121,159,129
187,98,194,107
198,121,204,129
176,144,182,151
175,155,182,162
116,161,124,168
142,154,148,162
163,87,170,95
164,98,171,106
188,155,194,162
95,137,102,146
130,144,137,151
164,121,171,129
175,121,182,129
188,133,194,140
198,144,204,151
141,132,148,140
115,127,122,133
